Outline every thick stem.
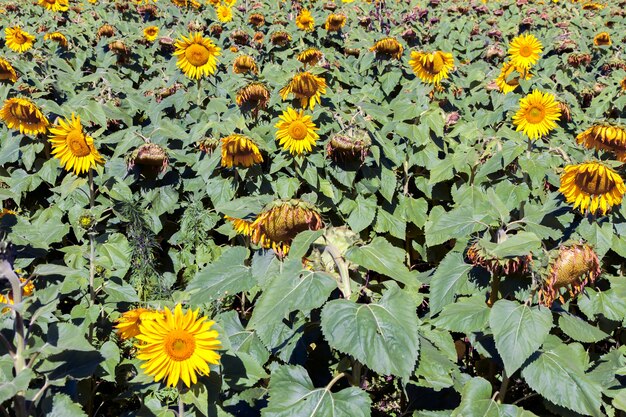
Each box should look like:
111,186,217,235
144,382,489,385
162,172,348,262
325,372,347,392
88,171,96,340
178,382,185,417
325,244,351,299
497,370,510,403
351,360,362,387
487,274,501,307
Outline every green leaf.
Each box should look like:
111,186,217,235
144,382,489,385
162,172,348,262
345,237,417,286
425,206,491,247
434,296,490,333
321,283,419,380
288,230,325,260
521,342,603,417
347,195,377,233
47,393,88,417
0,369,33,404
490,300,553,376
429,252,472,316
558,313,609,343
187,247,254,304
451,377,539,417
481,232,541,258
262,365,371,417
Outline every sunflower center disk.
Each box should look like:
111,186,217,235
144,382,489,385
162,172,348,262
185,44,210,67
574,169,614,195
519,45,533,57
66,129,92,157
164,329,196,361
424,54,444,74
288,121,308,140
526,106,545,124
14,33,27,44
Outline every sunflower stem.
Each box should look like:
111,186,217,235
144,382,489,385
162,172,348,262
497,370,510,403
88,170,96,340
177,382,185,417
196,78,202,107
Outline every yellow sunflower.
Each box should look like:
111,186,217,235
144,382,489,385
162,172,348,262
577,124,626,161
38,0,69,11
508,33,542,70
325,13,346,32
135,304,222,388
224,215,254,236
44,32,68,48
116,308,162,340
512,90,561,140
370,37,404,60
217,5,233,23
0,293,14,314
275,107,319,155
0,58,17,83
297,48,323,67
279,71,326,110
48,113,105,175
593,32,611,46
296,9,315,32
173,32,221,79
233,55,257,74
408,50,454,84
143,26,159,42
0,97,49,135
220,134,263,167
559,162,625,215
5,27,35,53
495,61,532,93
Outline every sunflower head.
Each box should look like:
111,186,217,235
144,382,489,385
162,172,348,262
0,58,18,83
325,13,346,32
225,215,254,236
512,89,561,140
233,55,257,74
270,31,292,47
196,137,220,154
0,97,49,135
466,240,531,276
253,32,264,44
38,0,68,11
275,107,319,156
0,293,14,314
236,82,270,115
5,27,35,53
576,124,626,161
297,48,323,67
115,308,163,340
217,5,233,23
370,37,404,60
137,4,158,18
560,161,626,215
557,101,571,123
409,50,455,84
593,32,611,46
173,32,221,79
279,71,327,110
582,2,604,10
344,47,360,58
249,13,265,27
538,243,600,307
296,9,315,32
143,26,159,42
78,212,95,230
136,304,221,388
220,134,263,168
48,113,105,175
230,30,249,46
251,200,324,257
97,24,116,39
44,31,68,48
327,129,371,162
20,277,34,297
567,53,592,67
127,143,169,178
508,33,542,69
495,61,532,94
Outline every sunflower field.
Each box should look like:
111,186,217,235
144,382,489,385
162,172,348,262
1,0,626,415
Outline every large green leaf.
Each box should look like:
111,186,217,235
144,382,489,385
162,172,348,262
425,206,491,247
489,300,552,376
262,365,371,417
434,296,490,333
321,283,419,380
451,377,539,417
345,237,418,286
558,313,609,343
429,252,472,316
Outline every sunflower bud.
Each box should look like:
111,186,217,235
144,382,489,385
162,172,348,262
327,129,371,162
250,200,324,257
127,143,169,178
196,137,220,153
79,212,96,230
344,47,360,58
538,243,600,307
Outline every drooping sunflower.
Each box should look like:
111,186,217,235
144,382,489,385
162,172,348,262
233,55,257,74
512,90,561,140
143,26,159,42
582,1,604,10
621,77,626,91
408,50,454,84
593,32,611,46
495,61,532,93
296,9,315,32
5,27,35,53
216,5,233,23
559,162,625,215
508,33,542,70
0,58,17,83
250,200,324,257
279,71,326,110
135,304,222,388
0,98,49,135
236,82,270,115
220,134,263,168
173,32,221,79
20,277,34,297
370,37,404,60
577,124,626,161
270,31,292,47
275,107,319,155
38,0,69,11
249,13,265,27
325,13,346,32
224,215,254,236
297,48,323,67
116,308,162,340
48,113,105,175
538,243,600,307
44,32,68,48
